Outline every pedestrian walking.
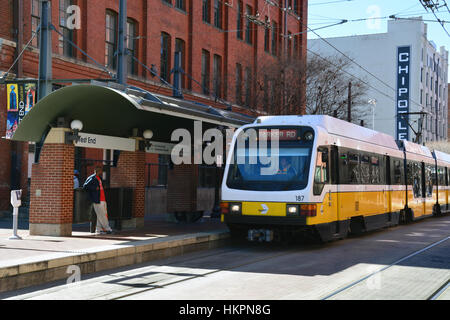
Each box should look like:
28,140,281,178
83,165,113,235
74,170,80,189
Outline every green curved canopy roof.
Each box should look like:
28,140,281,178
12,83,254,143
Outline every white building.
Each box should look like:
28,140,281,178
308,18,448,143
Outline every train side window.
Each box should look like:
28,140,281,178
348,152,360,184
392,159,403,185
313,147,329,195
446,167,449,186
407,161,422,198
438,166,445,186
425,164,433,197
360,154,370,184
370,156,381,184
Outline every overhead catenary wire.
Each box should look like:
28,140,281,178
0,26,41,82
301,18,430,111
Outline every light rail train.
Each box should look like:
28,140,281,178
220,115,450,242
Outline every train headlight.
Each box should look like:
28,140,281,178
304,131,314,141
230,203,242,214
287,205,299,216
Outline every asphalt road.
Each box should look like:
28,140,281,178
2,215,450,300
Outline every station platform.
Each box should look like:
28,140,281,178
0,214,229,294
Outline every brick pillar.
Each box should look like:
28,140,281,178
167,164,198,213
110,150,145,229
29,139,74,236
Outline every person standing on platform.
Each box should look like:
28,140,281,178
74,170,80,189
83,165,113,235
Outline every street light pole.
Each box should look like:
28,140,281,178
368,99,377,130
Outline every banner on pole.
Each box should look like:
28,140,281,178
5,83,37,139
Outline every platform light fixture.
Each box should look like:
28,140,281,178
141,129,153,151
65,119,83,144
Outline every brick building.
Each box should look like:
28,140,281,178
0,0,307,213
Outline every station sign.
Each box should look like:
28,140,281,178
75,132,136,151
145,141,175,155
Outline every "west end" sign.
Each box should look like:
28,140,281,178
396,46,411,141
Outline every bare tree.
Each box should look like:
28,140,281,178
253,53,370,125
305,53,370,124
254,56,306,115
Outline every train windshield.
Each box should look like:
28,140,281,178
226,130,313,191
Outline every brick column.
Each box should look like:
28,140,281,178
29,130,74,236
167,164,198,213
110,150,145,229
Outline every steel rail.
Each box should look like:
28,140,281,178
321,234,450,300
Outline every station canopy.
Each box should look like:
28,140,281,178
12,81,255,144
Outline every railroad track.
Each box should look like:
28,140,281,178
111,243,302,300
321,235,450,300
6,225,449,300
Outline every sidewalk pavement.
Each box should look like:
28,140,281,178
0,214,230,294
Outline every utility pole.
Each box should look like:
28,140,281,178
37,0,52,100
14,0,24,78
347,81,352,123
117,0,127,85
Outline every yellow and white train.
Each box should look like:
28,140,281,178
220,115,450,242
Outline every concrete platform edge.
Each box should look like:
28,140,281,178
0,230,230,294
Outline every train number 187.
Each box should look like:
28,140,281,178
295,195,304,202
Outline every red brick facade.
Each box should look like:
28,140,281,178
29,143,75,235
110,150,146,221
0,1,308,220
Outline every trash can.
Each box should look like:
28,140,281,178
104,187,133,230
73,187,134,231
73,188,96,233
73,188,93,224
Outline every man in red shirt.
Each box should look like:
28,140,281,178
83,165,113,234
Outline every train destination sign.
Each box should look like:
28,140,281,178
396,45,411,141
259,129,298,141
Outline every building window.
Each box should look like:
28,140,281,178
175,0,185,11
245,5,252,44
59,0,74,57
162,0,171,5
175,38,186,88
236,63,242,104
293,35,299,58
287,31,292,59
244,67,251,107
293,0,299,15
160,32,171,82
264,17,270,52
127,19,138,76
202,0,210,23
271,21,277,55
31,0,41,47
213,54,222,98
105,10,118,70
201,49,210,95
237,1,243,39
214,0,222,29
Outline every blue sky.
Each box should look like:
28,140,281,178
307,0,450,80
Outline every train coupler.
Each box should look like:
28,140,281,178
248,229,274,242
